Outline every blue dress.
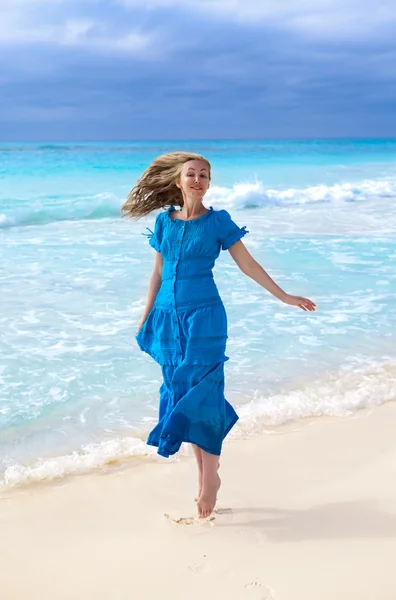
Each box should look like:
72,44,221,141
136,204,249,458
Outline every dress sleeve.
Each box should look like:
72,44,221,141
218,209,249,250
142,212,163,252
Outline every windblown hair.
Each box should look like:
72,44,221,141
121,152,211,220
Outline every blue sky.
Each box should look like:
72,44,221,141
1,0,396,140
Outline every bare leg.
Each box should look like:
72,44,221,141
197,450,221,518
191,444,203,500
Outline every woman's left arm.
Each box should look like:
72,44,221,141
228,241,316,312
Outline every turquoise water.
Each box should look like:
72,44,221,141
1,140,396,489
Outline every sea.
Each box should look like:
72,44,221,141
1,139,396,491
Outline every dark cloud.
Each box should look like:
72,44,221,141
0,1,395,140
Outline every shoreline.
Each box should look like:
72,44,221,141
3,354,396,494
0,408,381,497
2,401,396,599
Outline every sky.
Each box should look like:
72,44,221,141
0,0,396,141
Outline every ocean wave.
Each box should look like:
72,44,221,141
1,177,396,230
0,193,121,229
0,436,161,492
206,177,396,208
1,358,395,492
232,357,396,434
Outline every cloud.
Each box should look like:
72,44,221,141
0,0,157,55
2,0,396,51
120,0,396,40
0,0,395,139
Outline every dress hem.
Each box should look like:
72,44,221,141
146,415,239,458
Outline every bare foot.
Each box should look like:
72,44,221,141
197,474,221,518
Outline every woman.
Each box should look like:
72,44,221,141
121,152,316,519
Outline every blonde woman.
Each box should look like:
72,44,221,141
122,152,316,519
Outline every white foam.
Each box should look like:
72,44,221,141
207,177,396,208
2,176,396,230
1,358,395,492
0,213,13,227
231,358,396,435
0,436,162,491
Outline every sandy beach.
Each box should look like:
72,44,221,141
1,401,396,600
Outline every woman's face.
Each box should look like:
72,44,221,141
177,160,210,199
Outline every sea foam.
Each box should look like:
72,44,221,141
1,177,396,229
2,358,395,492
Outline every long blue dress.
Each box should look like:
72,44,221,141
136,204,249,458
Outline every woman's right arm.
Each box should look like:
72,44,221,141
137,252,163,332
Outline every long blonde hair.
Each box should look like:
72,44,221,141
121,152,211,220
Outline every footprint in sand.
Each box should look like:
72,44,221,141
213,507,233,515
244,581,276,599
244,579,276,600
164,514,215,526
188,558,208,573
164,507,232,526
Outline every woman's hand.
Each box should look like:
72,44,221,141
282,294,316,311
137,315,148,333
